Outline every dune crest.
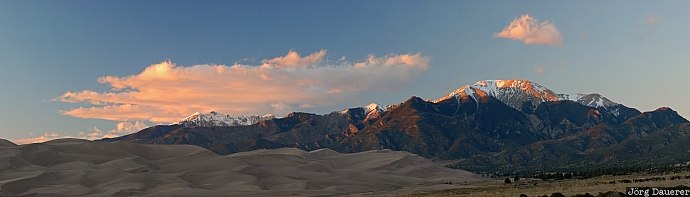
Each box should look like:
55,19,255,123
0,139,16,147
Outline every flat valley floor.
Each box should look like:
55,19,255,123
409,171,690,197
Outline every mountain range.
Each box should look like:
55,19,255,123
103,79,690,173
175,111,275,127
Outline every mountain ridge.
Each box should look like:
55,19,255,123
103,79,690,173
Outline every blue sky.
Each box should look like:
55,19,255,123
1,1,689,143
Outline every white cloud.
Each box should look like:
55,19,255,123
495,14,563,46
58,50,430,123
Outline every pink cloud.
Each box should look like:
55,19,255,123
645,15,659,26
58,50,429,123
535,66,545,75
80,127,117,140
77,121,149,140
261,50,327,69
12,132,61,144
495,14,563,46
13,121,149,144
78,122,148,140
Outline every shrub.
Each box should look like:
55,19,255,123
550,192,565,197
573,193,595,197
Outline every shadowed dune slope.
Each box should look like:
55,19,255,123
0,139,16,147
0,138,481,196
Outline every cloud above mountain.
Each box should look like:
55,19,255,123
495,14,563,46
58,50,429,123
12,121,149,144
12,132,61,145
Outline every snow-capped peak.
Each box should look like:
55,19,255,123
435,79,618,110
365,103,382,113
176,111,275,127
340,103,382,114
339,102,384,122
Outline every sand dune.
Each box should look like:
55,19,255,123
0,138,481,196
0,139,15,147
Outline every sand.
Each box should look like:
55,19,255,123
0,139,15,147
0,138,482,196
